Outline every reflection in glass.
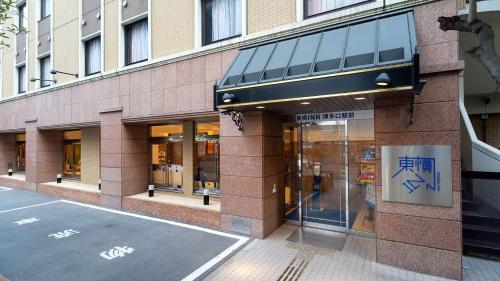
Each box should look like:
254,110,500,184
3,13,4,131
150,125,184,192
63,131,81,178
15,134,26,172
194,122,220,195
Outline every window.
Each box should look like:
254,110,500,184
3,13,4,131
194,122,220,195
63,131,81,178
203,0,241,45
16,134,26,172
124,19,148,65
85,37,101,76
17,65,26,94
150,125,184,192
39,56,51,88
305,0,369,18
18,3,27,30
40,0,51,19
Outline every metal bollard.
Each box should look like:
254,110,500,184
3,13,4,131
98,179,101,190
8,168,13,176
148,185,154,197
56,174,62,184
203,188,210,205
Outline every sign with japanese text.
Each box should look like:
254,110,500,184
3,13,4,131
382,145,452,207
296,110,373,123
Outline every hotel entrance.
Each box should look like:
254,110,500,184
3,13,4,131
284,115,375,233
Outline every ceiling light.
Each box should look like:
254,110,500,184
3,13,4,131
256,106,266,109
300,101,311,105
222,93,234,104
375,72,391,87
354,97,366,100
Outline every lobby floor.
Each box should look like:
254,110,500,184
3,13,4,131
204,224,500,281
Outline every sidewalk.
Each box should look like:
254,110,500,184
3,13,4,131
205,224,500,281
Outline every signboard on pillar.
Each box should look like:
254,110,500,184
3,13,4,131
382,145,452,207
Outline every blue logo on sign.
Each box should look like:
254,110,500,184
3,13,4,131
391,156,440,194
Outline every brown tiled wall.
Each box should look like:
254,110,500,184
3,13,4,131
38,183,101,205
0,177,30,190
375,1,462,279
0,134,16,174
123,196,221,229
25,123,63,191
100,110,149,209
220,111,284,238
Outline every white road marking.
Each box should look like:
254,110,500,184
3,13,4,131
0,200,61,214
13,217,40,225
0,186,12,191
48,229,80,239
59,199,250,280
100,246,135,260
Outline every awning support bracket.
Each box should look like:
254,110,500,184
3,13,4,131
222,110,243,131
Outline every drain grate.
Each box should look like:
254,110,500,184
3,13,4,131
278,247,315,281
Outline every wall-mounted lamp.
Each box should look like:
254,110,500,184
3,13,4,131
222,93,234,103
30,77,57,84
51,69,79,78
375,72,391,87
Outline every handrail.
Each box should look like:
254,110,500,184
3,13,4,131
460,98,500,163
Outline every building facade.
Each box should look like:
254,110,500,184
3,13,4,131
0,0,463,279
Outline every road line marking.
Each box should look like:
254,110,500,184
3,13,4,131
100,246,135,260
0,186,13,191
59,199,250,280
12,217,40,225
59,199,249,240
48,229,80,239
0,201,61,214
182,237,249,281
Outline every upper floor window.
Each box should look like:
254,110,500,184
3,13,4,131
40,0,51,19
124,19,148,65
39,56,51,88
85,37,101,76
305,0,368,18
17,65,26,94
203,0,241,45
18,3,27,30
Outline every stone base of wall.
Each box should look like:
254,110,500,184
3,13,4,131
123,196,221,229
0,176,30,190
37,183,101,205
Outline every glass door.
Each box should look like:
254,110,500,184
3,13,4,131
63,141,81,178
301,121,348,231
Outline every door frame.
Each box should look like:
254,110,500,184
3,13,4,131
286,120,349,233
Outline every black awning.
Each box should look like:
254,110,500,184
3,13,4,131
215,11,420,109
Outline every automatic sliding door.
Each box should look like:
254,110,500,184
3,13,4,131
301,121,348,231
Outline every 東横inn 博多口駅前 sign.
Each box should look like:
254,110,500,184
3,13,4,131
296,110,374,123
382,145,452,207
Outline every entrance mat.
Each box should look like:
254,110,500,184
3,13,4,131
286,207,357,229
287,228,346,251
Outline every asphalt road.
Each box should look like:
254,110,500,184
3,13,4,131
0,187,248,281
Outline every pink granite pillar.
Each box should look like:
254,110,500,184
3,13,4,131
220,111,284,238
100,109,149,209
0,133,16,175
375,1,462,279
25,121,63,191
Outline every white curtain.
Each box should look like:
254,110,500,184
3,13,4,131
307,0,364,16
127,20,148,64
211,0,241,42
42,0,52,17
86,37,101,75
18,66,26,93
40,57,50,87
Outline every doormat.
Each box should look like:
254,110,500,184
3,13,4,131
287,228,346,251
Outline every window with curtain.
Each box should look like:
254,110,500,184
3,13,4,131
40,56,51,88
41,0,51,19
305,0,368,17
18,3,27,30
18,65,26,93
203,0,242,45
85,37,101,76
125,19,148,65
